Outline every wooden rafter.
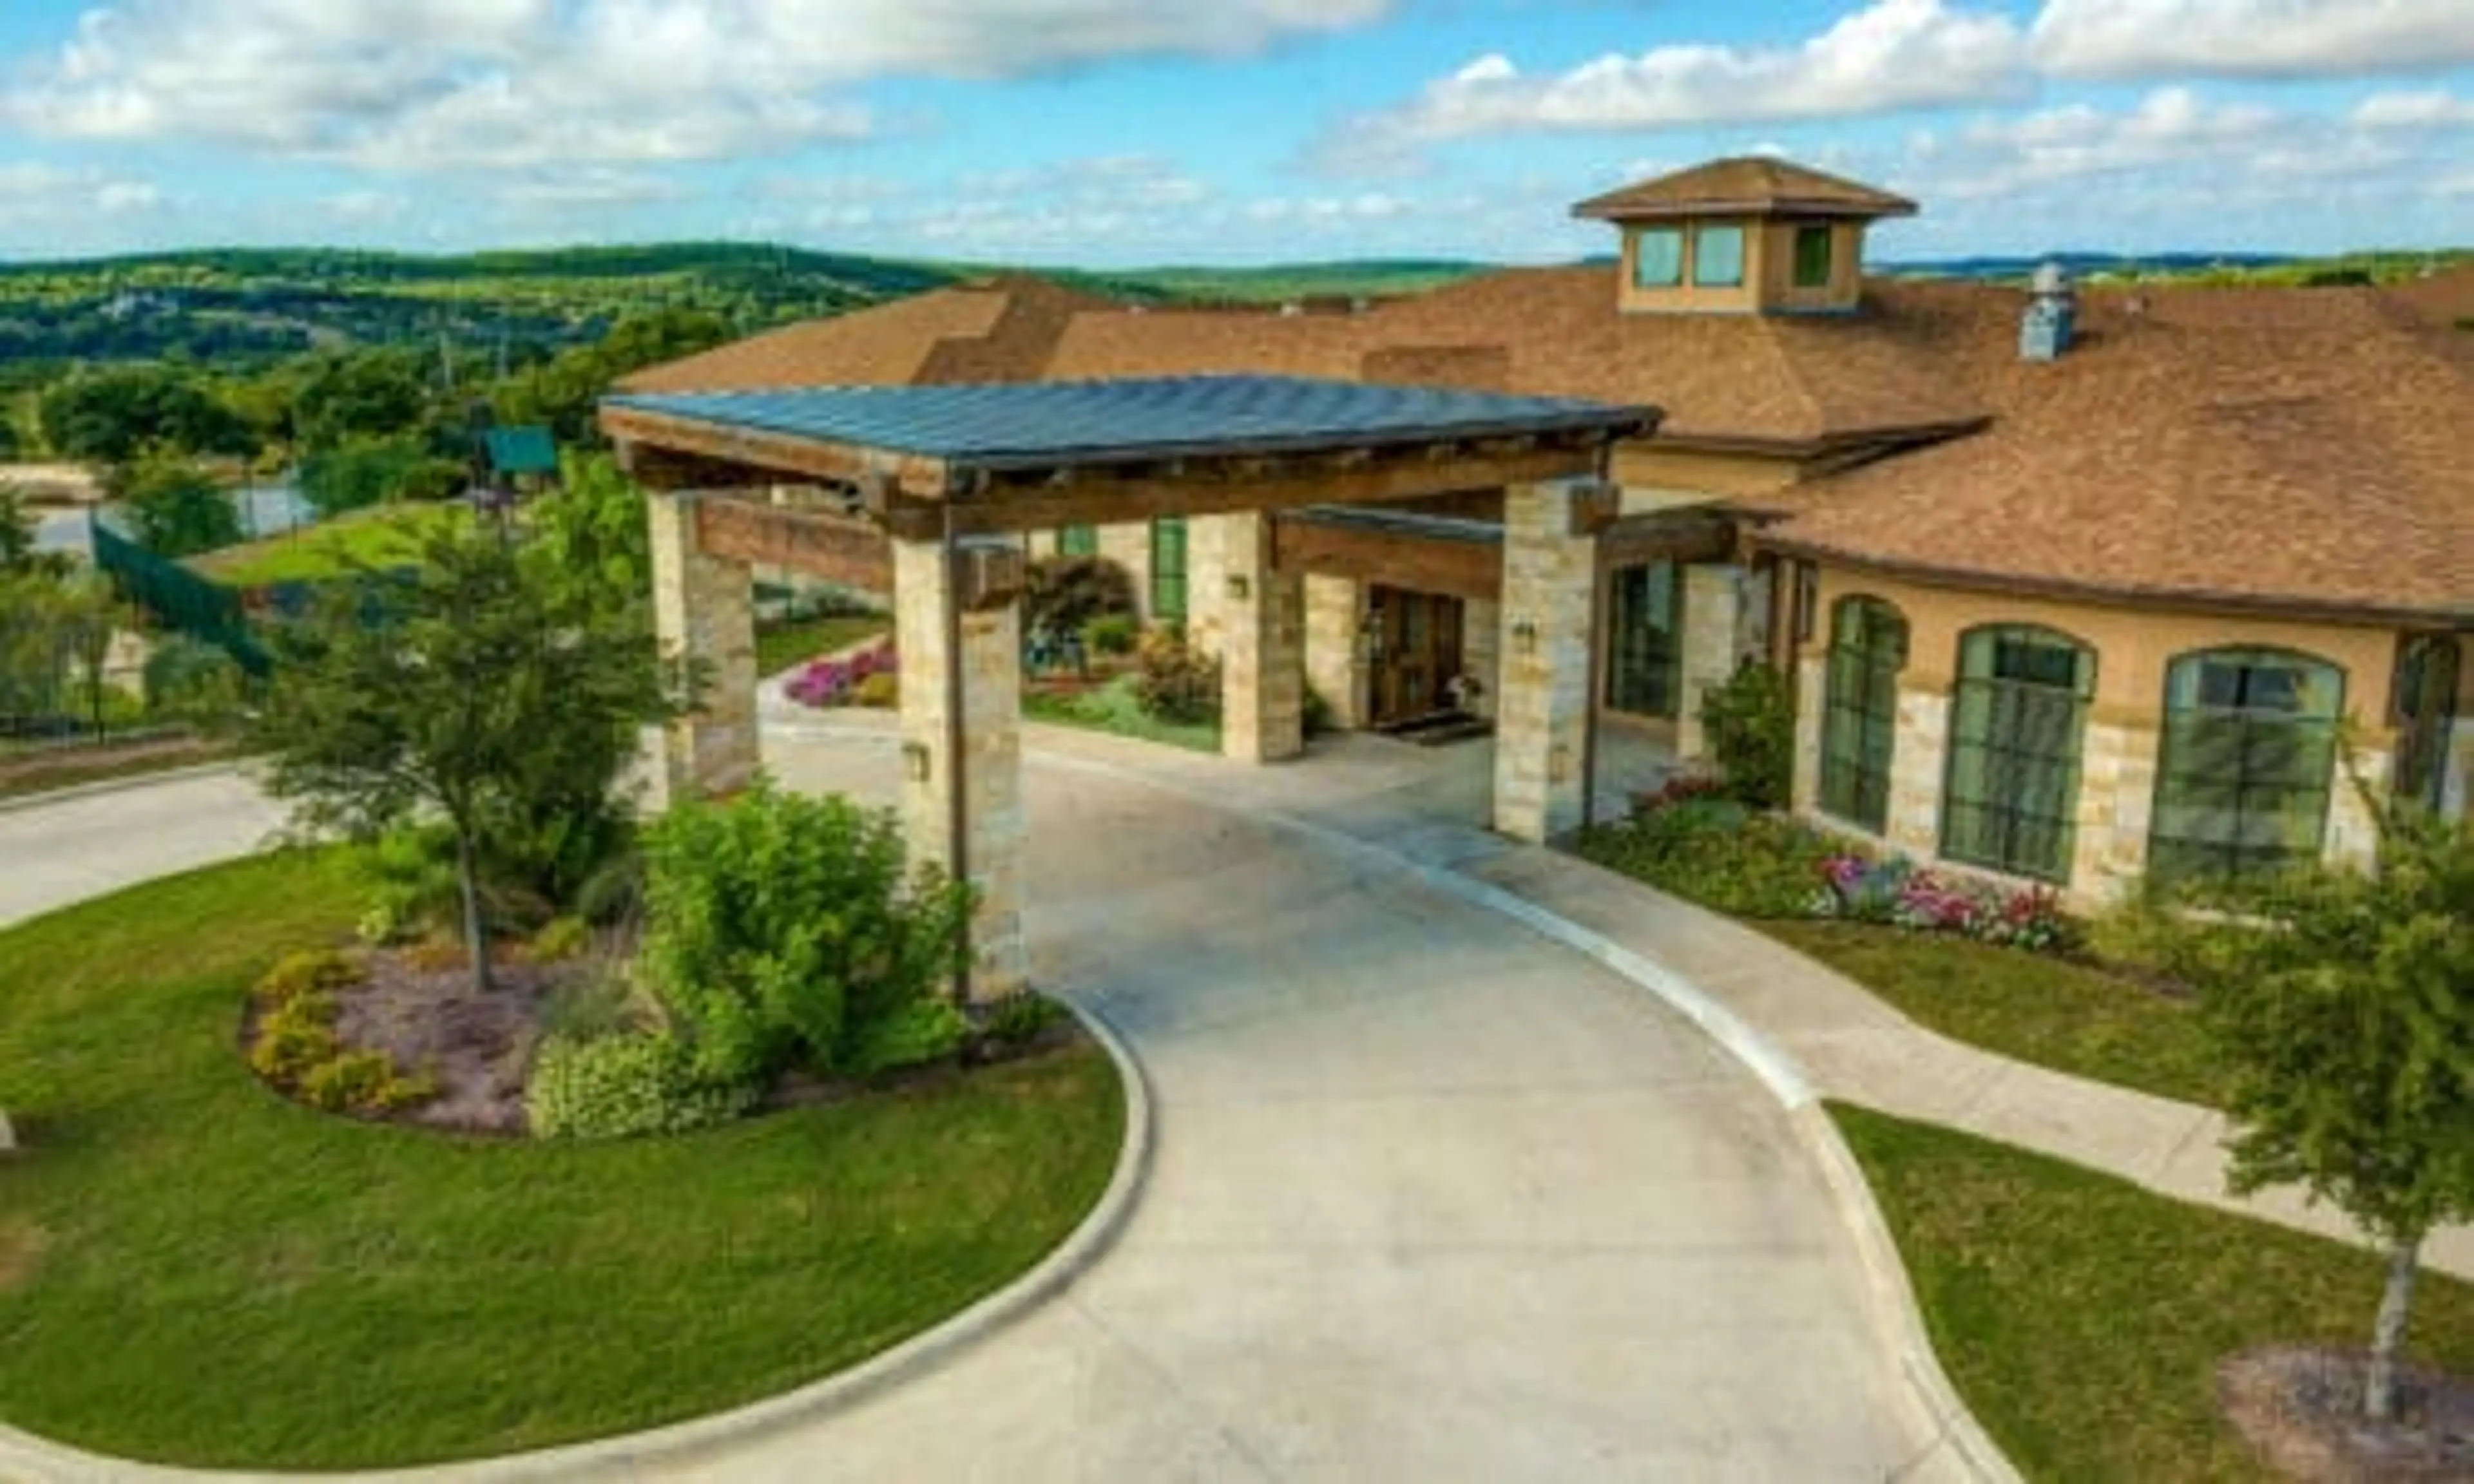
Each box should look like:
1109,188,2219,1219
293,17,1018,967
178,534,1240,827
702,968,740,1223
695,497,894,591
1594,507,1741,571
1271,516,1502,601
604,405,952,499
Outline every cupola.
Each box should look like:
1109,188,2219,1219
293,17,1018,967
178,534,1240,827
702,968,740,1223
1571,157,1917,317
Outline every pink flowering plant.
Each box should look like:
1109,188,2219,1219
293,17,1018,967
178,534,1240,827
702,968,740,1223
1813,853,2075,952
786,641,897,709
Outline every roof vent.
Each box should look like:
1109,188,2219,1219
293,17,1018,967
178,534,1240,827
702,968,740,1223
2020,259,2076,362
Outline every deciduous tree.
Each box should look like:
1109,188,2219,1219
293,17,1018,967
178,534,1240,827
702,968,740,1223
248,524,678,992
2138,802,2474,1422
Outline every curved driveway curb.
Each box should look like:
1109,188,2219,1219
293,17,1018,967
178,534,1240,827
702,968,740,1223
0,1000,1154,1484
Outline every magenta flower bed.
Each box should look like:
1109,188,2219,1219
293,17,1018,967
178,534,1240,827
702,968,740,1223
786,641,897,709
1815,853,2074,953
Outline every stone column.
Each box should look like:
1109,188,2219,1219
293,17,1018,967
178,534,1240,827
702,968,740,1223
649,491,759,803
1461,597,1501,721
1303,574,1368,730
1217,513,1306,764
1493,482,1596,842
2323,741,2392,873
1674,564,1745,763
1884,683,1950,860
1792,653,1827,818
894,537,1029,1003
1184,514,1238,658
2071,719,2160,908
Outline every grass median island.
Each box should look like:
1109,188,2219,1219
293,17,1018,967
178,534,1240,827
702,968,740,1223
0,850,1123,1470
1761,919,2227,1107
1832,1103,2474,1481
1023,674,1220,754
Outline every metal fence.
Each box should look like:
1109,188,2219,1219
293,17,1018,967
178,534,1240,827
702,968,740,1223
90,520,269,676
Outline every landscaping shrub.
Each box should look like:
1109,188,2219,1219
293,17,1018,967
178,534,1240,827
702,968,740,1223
524,916,591,964
250,992,343,1086
980,991,1068,1050
1698,660,1795,810
140,636,244,725
640,780,974,1086
1024,556,1136,652
1580,799,1827,918
540,971,648,1045
255,949,363,1007
300,1050,436,1113
1303,684,1334,737
847,998,969,1078
1131,626,1220,725
850,672,899,709
1082,613,1138,659
525,1032,758,1140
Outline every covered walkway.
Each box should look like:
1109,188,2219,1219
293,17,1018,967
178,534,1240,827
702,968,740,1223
603,374,1658,1002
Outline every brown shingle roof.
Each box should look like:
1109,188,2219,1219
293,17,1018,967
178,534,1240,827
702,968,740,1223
615,275,1109,393
1571,157,1917,223
1756,286,2474,620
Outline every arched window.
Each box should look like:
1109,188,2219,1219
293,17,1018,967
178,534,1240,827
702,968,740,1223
1941,625,2096,884
2395,635,2462,813
1819,596,1907,832
2150,648,2345,884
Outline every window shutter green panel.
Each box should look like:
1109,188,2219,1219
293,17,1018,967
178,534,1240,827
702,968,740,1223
1149,517,1187,623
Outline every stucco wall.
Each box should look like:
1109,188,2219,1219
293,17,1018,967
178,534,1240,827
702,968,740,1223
1794,562,2416,904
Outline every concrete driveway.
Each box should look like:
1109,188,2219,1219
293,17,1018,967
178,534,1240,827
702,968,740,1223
0,766,283,929
736,729,1930,1483
0,734,1933,1481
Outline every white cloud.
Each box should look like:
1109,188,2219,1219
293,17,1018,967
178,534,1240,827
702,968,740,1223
2352,90,2474,128
0,163,168,252
8,0,1392,168
2030,0,2474,79
1360,0,2029,143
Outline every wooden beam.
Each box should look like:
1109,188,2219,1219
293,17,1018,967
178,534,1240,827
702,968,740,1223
947,444,1603,537
1593,508,1741,571
695,497,894,591
1272,517,1502,601
617,441,774,493
602,405,952,499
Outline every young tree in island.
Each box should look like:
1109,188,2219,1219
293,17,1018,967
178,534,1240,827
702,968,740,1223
113,452,242,557
2138,801,2474,1422
247,523,679,992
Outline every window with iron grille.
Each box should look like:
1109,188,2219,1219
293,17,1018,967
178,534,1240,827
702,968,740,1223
1820,596,1906,832
1605,560,1683,719
1941,625,2095,884
1057,524,1098,557
2149,648,2345,885
1149,517,1187,623
2394,635,2461,813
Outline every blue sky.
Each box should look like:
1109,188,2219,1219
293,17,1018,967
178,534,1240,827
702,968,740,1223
0,0,2470,265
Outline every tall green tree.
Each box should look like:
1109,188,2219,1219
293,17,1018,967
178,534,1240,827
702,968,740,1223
2136,801,2474,1422
524,451,651,625
293,349,438,453
249,526,678,992
115,453,242,557
40,365,255,464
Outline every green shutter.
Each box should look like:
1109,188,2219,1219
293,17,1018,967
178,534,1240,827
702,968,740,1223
1149,517,1187,623
1058,524,1098,557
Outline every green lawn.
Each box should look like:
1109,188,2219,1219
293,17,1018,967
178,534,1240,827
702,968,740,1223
1023,676,1220,754
1833,1103,2474,1481
1762,919,2226,1107
754,614,890,678
189,502,463,587
0,851,1122,1470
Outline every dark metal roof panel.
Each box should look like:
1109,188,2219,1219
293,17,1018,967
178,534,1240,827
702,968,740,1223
604,374,1655,472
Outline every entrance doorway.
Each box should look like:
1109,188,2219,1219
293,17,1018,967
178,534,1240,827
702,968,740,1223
1367,585,1466,729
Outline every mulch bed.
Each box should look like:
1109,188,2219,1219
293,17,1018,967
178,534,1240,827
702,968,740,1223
245,946,1089,1139
2223,1345,2474,1481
